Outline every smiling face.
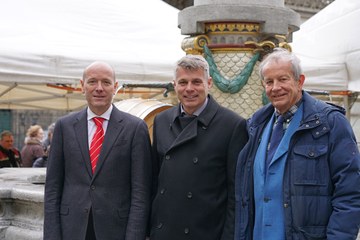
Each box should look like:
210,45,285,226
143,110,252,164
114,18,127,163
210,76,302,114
262,59,305,114
174,67,212,115
81,62,118,115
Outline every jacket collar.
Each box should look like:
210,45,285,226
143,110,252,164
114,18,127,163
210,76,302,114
170,95,219,127
249,91,346,133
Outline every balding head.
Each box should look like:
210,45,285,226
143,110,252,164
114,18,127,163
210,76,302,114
83,61,116,82
80,61,118,115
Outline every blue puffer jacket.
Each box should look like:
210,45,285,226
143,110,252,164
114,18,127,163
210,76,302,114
235,91,360,240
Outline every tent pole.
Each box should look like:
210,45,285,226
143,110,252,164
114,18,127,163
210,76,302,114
344,95,350,120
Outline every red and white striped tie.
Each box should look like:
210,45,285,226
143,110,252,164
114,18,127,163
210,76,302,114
89,117,105,173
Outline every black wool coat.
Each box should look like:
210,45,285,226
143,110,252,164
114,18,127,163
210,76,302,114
150,95,248,240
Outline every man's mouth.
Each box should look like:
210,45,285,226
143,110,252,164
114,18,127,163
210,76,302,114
184,95,197,99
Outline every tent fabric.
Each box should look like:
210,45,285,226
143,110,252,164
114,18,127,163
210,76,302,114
0,0,184,110
291,0,360,92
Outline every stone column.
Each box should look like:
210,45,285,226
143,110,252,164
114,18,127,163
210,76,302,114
179,0,300,118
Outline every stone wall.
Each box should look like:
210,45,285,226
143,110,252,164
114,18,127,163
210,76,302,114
0,168,45,240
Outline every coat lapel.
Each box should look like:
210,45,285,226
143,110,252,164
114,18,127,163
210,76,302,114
73,109,93,177
168,95,219,150
270,104,303,166
169,118,198,149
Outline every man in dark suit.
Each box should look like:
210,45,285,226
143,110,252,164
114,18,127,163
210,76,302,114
44,61,152,240
150,55,248,240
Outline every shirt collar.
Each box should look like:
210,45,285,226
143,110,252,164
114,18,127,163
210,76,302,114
180,96,209,117
87,105,113,121
275,97,303,123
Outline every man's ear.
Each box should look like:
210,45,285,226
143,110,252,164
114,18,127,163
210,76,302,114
208,77,213,88
80,79,85,94
113,81,119,95
298,74,305,88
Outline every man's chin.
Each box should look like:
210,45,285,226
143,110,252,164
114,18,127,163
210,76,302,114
91,102,110,108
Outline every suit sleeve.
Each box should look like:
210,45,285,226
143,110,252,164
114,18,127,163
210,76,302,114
125,120,152,240
221,116,248,240
43,119,64,240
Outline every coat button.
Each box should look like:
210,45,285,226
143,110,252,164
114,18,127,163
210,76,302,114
284,203,289,208
264,197,271,202
192,157,198,164
157,223,163,229
308,152,315,157
91,185,96,190
165,155,170,160
184,228,190,234
84,208,89,213
187,192,193,199
160,188,166,194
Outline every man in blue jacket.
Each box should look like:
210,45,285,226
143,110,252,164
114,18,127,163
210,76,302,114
235,48,360,240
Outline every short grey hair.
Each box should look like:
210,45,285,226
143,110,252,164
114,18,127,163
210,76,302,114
174,55,210,79
259,48,303,81
0,130,13,140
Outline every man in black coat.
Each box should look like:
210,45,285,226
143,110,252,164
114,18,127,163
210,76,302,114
150,55,248,240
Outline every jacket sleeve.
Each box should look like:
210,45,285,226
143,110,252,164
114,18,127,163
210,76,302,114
327,112,360,239
125,120,152,240
221,117,249,240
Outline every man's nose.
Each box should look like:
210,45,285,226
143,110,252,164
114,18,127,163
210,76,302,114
185,82,193,91
95,81,104,90
272,80,281,90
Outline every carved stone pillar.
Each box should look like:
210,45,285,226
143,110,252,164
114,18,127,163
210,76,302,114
179,0,301,118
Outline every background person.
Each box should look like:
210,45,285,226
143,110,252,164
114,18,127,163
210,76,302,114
33,122,56,168
20,124,45,167
44,61,152,240
42,122,55,150
235,48,360,240
150,55,248,240
0,130,21,168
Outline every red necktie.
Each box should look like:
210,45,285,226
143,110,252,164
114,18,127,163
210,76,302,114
89,117,105,173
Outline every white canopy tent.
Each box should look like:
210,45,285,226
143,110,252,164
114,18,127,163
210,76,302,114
0,0,184,110
291,0,360,92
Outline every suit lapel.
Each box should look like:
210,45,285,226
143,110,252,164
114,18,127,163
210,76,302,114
74,109,93,177
93,108,124,176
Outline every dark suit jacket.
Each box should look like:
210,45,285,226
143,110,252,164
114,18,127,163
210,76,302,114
44,106,152,240
150,95,248,240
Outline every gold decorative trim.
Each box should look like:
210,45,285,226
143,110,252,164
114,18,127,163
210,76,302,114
205,22,260,35
181,35,210,55
207,47,256,53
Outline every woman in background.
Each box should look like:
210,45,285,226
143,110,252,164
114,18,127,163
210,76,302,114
21,124,45,167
